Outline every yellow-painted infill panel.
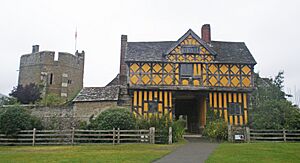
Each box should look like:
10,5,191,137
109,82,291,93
197,64,201,75
144,91,148,101
130,63,139,72
153,75,162,85
133,91,137,106
149,91,153,101
182,79,189,86
239,115,243,125
220,65,228,74
243,93,247,109
234,115,238,125
228,93,232,103
142,75,150,84
164,64,172,73
159,91,163,102
223,93,227,108
209,93,213,107
210,76,218,86
164,75,173,85
244,110,248,124
224,110,228,122
169,92,172,108
231,77,240,87
219,109,222,118
238,93,242,103
242,65,251,74
141,63,150,72
229,116,233,125
231,65,240,74
193,80,200,86
130,75,139,85
144,103,148,112
164,91,168,107
158,103,163,112
138,91,143,107
193,64,197,76
220,77,229,87
242,77,251,87
218,93,223,108
209,64,217,74
233,93,237,103
153,64,162,73
213,92,218,108
154,91,158,99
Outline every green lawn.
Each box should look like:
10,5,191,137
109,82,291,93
0,143,184,163
206,142,300,163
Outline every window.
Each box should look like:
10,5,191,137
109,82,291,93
181,46,200,54
228,103,243,115
180,64,193,77
68,80,72,84
148,101,158,113
49,73,53,85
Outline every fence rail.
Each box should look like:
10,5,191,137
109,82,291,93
250,129,300,142
0,127,172,146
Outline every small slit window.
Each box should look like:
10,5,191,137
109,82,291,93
49,73,53,85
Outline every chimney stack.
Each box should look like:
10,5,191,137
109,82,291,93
32,45,39,53
201,24,211,43
119,35,128,85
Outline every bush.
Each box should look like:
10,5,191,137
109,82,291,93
88,108,136,130
203,119,228,141
172,118,186,142
136,116,185,143
0,106,43,135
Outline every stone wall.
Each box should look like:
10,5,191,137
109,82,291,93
0,101,117,129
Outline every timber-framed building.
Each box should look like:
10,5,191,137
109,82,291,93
75,24,256,133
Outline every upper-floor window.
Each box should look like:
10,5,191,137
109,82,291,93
180,64,193,77
181,46,200,54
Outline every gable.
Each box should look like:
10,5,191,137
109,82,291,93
165,29,217,62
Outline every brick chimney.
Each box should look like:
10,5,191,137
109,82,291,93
201,24,211,43
32,45,39,53
119,35,128,85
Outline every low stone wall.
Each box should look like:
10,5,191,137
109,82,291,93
0,101,118,129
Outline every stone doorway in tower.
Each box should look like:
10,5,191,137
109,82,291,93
174,92,206,134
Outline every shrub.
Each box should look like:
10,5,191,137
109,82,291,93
172,118,186,142
203,118,228,141
88,108,136,130
0,106,43,135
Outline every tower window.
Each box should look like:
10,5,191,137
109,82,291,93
49,73,53,85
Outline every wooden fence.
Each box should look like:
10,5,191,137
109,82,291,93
250,129,300,142
0,127,172,146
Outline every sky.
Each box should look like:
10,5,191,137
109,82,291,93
0,0,299,104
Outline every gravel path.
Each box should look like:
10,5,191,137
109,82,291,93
153,138,219,163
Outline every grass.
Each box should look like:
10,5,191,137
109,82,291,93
206,142,300,163
0,142,185,163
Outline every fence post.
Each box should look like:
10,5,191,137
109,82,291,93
113,128,115,145
245,127,250,143
32,128,36,146
149,127,155,144
168,127,172,144
227,125,232,142
283,129,286,142
71,127,75,145
117,128,120,144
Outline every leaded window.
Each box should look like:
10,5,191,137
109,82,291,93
180,64,193,77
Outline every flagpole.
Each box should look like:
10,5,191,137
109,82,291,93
75,27,77,52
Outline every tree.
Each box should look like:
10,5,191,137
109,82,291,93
38,93,65,106
251,72,300,129
9,83,41,104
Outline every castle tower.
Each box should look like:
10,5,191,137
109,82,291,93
18,45,85,101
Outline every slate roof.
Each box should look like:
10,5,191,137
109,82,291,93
125,30,256,64
73,85,120,102
106,74,119,86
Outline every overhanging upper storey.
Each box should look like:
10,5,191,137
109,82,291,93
121,25,257,90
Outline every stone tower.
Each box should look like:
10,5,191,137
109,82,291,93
18,45,85,101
